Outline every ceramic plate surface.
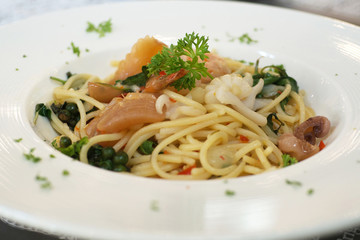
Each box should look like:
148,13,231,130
1,1,360,239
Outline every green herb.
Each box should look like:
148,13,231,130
138,140,156,155
282,154,298,167
118,66,149,87
253,60,299,93
34,103,51,124
285,179,302,187
15,68,19,71
50,154,56,158
307,188,314,195
147,32,212,91
86,19,112,38
267,113,284,135
225,189,235,196
70,42,80,57
22,54,27,58
150,200,160,212
50,76,67,85
280,97,289,112
14,138,23,143
238,33,258,44
62,170,70,176
24,148,41,163
35,175,52,189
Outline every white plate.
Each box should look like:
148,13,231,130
1,1,360,239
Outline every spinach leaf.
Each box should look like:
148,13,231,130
266,113,284,135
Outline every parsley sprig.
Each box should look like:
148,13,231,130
146,32,213,91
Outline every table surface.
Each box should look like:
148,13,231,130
1,0,360,239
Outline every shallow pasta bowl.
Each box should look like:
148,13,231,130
1,1,360,239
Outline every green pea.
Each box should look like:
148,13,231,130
113,151,128,165
58,109,71,122
98,160,112,170
102,147,116,160
50,103,62,114
113,164,128,172
60,136,72,148
67,118,78,129
65,103,78,114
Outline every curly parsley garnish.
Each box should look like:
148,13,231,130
24,148,41,163
147,32,212,91
35,175,52,189
86,19,112,38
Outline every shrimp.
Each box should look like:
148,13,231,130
201,52,231,83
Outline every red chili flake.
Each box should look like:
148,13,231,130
277,90,283,94
239,135,249,143
163,150,170,154
220,155,225,161
169,98,177,103
159,70,166,76
319,140,326,151
178,165,196,175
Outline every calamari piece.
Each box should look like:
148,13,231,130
204,73,267,126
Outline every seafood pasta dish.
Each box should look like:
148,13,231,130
34,33,331,180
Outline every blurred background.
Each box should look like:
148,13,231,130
0,0,359,26
0,0,359,239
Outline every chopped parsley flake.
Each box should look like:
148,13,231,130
22,54,27,58
50,154,56,158
15,68,19,71
307,188,314,195
226,32,258,44
35,175,52,189
282,154,298,167
24,148,41,163
86,19,112,38
62,170,70,176
225,190,235,196
238,33,258,44
285,179,302,187
150,200,159,212
70,42,80,57
14,138,23,143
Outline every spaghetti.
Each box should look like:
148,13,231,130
36,35,330,180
